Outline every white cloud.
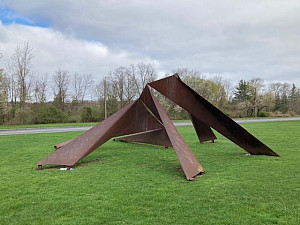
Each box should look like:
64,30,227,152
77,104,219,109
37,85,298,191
1,0,300,86
0,21,158,80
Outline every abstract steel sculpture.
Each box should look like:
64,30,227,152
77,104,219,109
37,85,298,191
37,74,279,180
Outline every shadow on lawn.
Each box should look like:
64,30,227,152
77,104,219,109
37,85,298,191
35,157,103,170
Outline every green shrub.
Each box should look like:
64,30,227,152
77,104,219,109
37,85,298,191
33,105,67,124
66,114,79,123
12,106,34,124
80,107,94,122
92,105,104,121
258,111,270,117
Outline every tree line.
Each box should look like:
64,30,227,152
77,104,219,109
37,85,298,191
0,43,299,125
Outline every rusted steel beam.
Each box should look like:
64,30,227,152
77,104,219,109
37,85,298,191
37,100,163,167
189,113,217,143
116,128,172,147
38,73,278,181
139,86,162,122
54,140,73,149
145,86,204,180
149,74,279,156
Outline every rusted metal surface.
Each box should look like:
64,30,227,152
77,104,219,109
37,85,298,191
189,113,217,143
37,99,163,167
114,86,204,179
37,84,204,180
149,74,279,156
115,86,204,179
37,73,278,181
139,86,162,122
116,128,172,147
145,86,204,180
54,140,73,149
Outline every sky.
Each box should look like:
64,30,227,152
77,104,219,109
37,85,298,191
0,0,300,87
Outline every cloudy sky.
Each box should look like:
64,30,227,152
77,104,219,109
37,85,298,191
0,0,300,86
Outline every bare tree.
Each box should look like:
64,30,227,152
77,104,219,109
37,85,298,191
9,42,34,107
261,91,275,112
111,66,126,108
249,78,265,117
71,73,94,103
269,83,282,98
105,74,119,115
174,68,205,80
71,73,83,103
280,83,291,97
179,70,212,100
33,74,48,103
124,68,138,103
289,84,297,112
269,82,291,112
81,73,94,102
5,65,17,104
0,69,9,124
94,80,104,102
213,75,228,108
174,68,209,95
173,67,190,78
134,62,157,95
53,69,70,111
221,77,232,101
4,42,35,123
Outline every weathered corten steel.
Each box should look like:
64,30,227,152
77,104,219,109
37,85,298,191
189,114,217,143
54,140,72,149
144,86,204,179
116,86,204,179
116,128,173,147
37,99,164,167
38,84,205,180
149,74,279,156
139,86,162,122
37,73,278,180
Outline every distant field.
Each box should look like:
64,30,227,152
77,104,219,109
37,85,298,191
0,121,299,224
0,116,297,130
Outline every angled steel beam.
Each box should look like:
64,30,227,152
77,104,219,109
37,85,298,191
54,140,73,149
116,128,172,147
149,74,279,156
37,100,163,167
189,113,217,143
139,86,162,122
144,85,205,180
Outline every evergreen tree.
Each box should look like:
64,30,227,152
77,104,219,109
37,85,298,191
233,80,252,101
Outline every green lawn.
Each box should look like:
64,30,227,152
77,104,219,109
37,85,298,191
0,121,299,224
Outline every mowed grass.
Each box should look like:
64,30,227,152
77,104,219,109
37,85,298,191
0,121,299,224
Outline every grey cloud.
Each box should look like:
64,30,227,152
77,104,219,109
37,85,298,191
2,0,300,85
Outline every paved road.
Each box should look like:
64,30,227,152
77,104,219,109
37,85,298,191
0,117,299,136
